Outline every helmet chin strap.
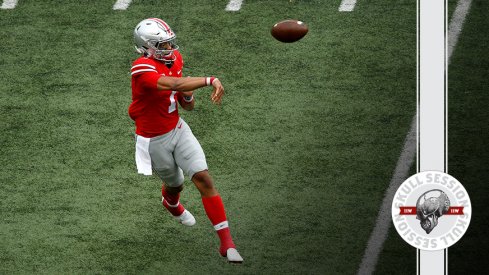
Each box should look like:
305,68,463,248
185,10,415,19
135,46,144,54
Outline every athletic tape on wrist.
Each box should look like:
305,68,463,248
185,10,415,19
206,77,217,86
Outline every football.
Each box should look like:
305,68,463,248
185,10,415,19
271,19,308,43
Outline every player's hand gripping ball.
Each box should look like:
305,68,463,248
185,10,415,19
271,19,308,43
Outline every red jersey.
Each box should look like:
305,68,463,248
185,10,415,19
128,51,184,137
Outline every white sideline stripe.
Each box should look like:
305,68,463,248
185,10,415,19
339,0,357,12
1,0,18,9
113,0,132,10
225,0,244,11
356,1,472,274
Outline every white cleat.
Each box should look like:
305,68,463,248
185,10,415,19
226,248,244,263
175,210,196,226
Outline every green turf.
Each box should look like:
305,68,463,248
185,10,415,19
1,0,483,274
447,0,489,273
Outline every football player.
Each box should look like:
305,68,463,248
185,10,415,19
129,18,243,263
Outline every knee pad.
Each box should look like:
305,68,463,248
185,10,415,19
155,168,184,187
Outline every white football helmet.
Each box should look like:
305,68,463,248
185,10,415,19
134,18,179,62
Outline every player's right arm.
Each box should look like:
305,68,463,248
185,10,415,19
157,76,224,105
131,59,224,105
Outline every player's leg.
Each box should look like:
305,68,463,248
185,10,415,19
192,171,242,262
161,184,184,216
149,133,195,226
173,119,243,262
160,183,195,226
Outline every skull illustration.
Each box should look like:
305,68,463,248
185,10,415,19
416,190,450,234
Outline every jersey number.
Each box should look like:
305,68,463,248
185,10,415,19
169,91,177,113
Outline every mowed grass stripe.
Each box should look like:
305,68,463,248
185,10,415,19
1,0,416,273
0,2,148,273
127,1,416,273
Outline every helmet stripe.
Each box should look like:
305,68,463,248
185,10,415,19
148,18,174,36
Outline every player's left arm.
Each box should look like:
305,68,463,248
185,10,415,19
178,91,194,111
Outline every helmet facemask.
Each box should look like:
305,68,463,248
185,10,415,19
152,39,179,62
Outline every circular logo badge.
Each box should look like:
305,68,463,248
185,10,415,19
391,171,471,251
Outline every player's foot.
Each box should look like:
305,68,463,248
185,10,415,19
175,209,196,226
225,248,243,263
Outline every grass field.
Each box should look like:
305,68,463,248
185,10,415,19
445,0,489,273
0,0,487,274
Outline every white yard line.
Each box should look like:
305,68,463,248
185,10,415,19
1,0,18,9
356,117,417,275
447,0,472,63
356,0,472,274
339,0,357,12
113,0,132,10
225,0,244,11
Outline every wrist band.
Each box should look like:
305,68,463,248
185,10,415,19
183,95,194,102
205,77,217,86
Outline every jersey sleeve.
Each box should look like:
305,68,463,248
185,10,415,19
131,58,160,90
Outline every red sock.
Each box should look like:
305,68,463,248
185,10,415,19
161,187,185,217
202,195,236,256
